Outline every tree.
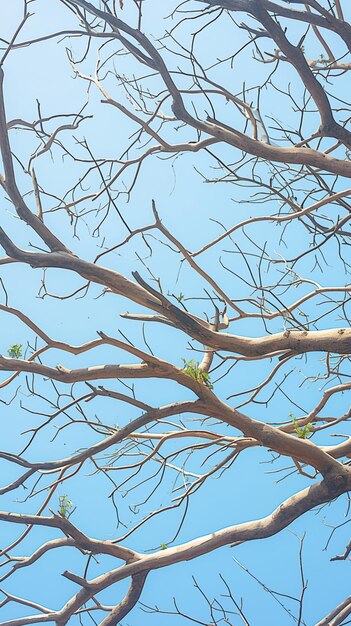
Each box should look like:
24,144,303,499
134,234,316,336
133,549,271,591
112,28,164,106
1,0,351,624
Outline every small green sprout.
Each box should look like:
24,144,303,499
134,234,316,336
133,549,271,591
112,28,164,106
181,359,213,389
8,344,23,359
160,543,168,550
178,292,184,302
290,414,312,439
58,495,74,518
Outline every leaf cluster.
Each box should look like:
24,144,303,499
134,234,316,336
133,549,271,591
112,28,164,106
290,414,313,439
7,344,23,359
58,495,74,518
181,359,213,389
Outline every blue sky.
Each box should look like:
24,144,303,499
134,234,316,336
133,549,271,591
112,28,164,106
1,1,351,624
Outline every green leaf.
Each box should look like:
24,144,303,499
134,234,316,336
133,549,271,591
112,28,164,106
181,358,214,389
291,416,312,439
58,495,74,517
7,344,23,359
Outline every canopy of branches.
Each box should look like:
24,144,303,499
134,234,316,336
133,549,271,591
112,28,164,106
1,1,351,625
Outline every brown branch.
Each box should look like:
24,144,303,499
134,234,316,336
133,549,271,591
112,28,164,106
0,70,71,253
98,573,147,626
